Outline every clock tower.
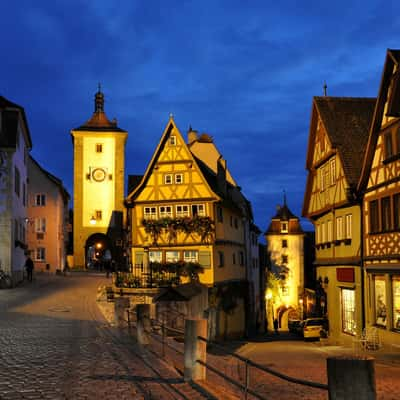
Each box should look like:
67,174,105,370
71,88,128,268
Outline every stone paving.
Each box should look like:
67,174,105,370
0,273,216,400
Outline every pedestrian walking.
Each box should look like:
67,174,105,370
25,255,34,282
273,318,279,335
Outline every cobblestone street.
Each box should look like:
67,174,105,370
0,273,215,400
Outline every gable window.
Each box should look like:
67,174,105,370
36,247,46,262
159,206,173,218
192,204,205,216
281,222,288,233
184,251,198,263
176,205,189,217
382,196,392,231
384,133,394,159
35,218,46,233
175,173,183,184
164,174,173,184
96,143,103,153
369,200,379,233
345,214,352,239
144,206,157,220
329,158,336,185
169,135,176,145
35,194,46,206
336,217,343,240
14,166,20,197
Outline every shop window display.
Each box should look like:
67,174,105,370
393,277,400,330
375,276,387,327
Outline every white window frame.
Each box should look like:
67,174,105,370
184,250,198,263
149,251,162,263
176,205,189,217
164,174,173,184
336,216,343,240
191,204,205,217
35,218,46,233
35,193,46,206
36,247,46,261
144,206,157,220
159,205,173,218
345,214,352,239
175,173,183,184
281,222,288,233
166,251,179,263
330,158,336,185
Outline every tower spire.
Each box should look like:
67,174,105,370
323,81,328,96
95,83,104,113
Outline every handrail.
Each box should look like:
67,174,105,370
197,336,328,391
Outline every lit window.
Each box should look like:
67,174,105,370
159,206,173,218
176,205,189,217
192,204,205,216
169,135,176,145
96,143,103,153
36,247,46,261
184,251,198,263
374,276,387,327
175,173,183,184
330,158,336,185
336,217,343,240
164,174,173,184
166,251,179,263
281,222,288,233
35,194,46,206
345,214,352,239
341,288,356,335
149,251,162,263
144,206,157,220
35,218,46,233
392,277,400,330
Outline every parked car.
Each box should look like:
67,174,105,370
288,319,302,334
301,318,328,340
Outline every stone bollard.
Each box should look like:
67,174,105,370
136,304,151,345
327,356,376,400
114,296,130,327
184,318,207,382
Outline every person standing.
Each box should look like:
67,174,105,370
25,255,34,282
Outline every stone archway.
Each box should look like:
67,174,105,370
277,305,296,331
85,233,111,271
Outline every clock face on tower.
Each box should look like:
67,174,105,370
92,167,106,182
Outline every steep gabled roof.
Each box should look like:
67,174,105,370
303,96,375,217
358,49,400,191
314,97,376,187
0,95,32,149
125,117,220,204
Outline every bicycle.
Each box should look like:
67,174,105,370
0,268,13,289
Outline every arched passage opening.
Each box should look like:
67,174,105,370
85,233,112,271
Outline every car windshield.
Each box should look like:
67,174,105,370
306,319,323,326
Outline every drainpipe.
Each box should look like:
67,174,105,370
360,199,366,330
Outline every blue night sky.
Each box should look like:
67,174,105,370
1,1,400,234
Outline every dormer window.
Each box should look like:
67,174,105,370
281,222,288,233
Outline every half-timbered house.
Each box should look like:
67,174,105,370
125,118,260,338
303,96,375,344
358,49,400,344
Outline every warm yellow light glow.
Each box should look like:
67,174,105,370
299,299,303,304
90,216,96,225
96,243,102,249
265,292,272,300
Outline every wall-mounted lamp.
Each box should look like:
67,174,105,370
90,216,96,225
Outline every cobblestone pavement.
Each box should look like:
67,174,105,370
0,273,216,400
